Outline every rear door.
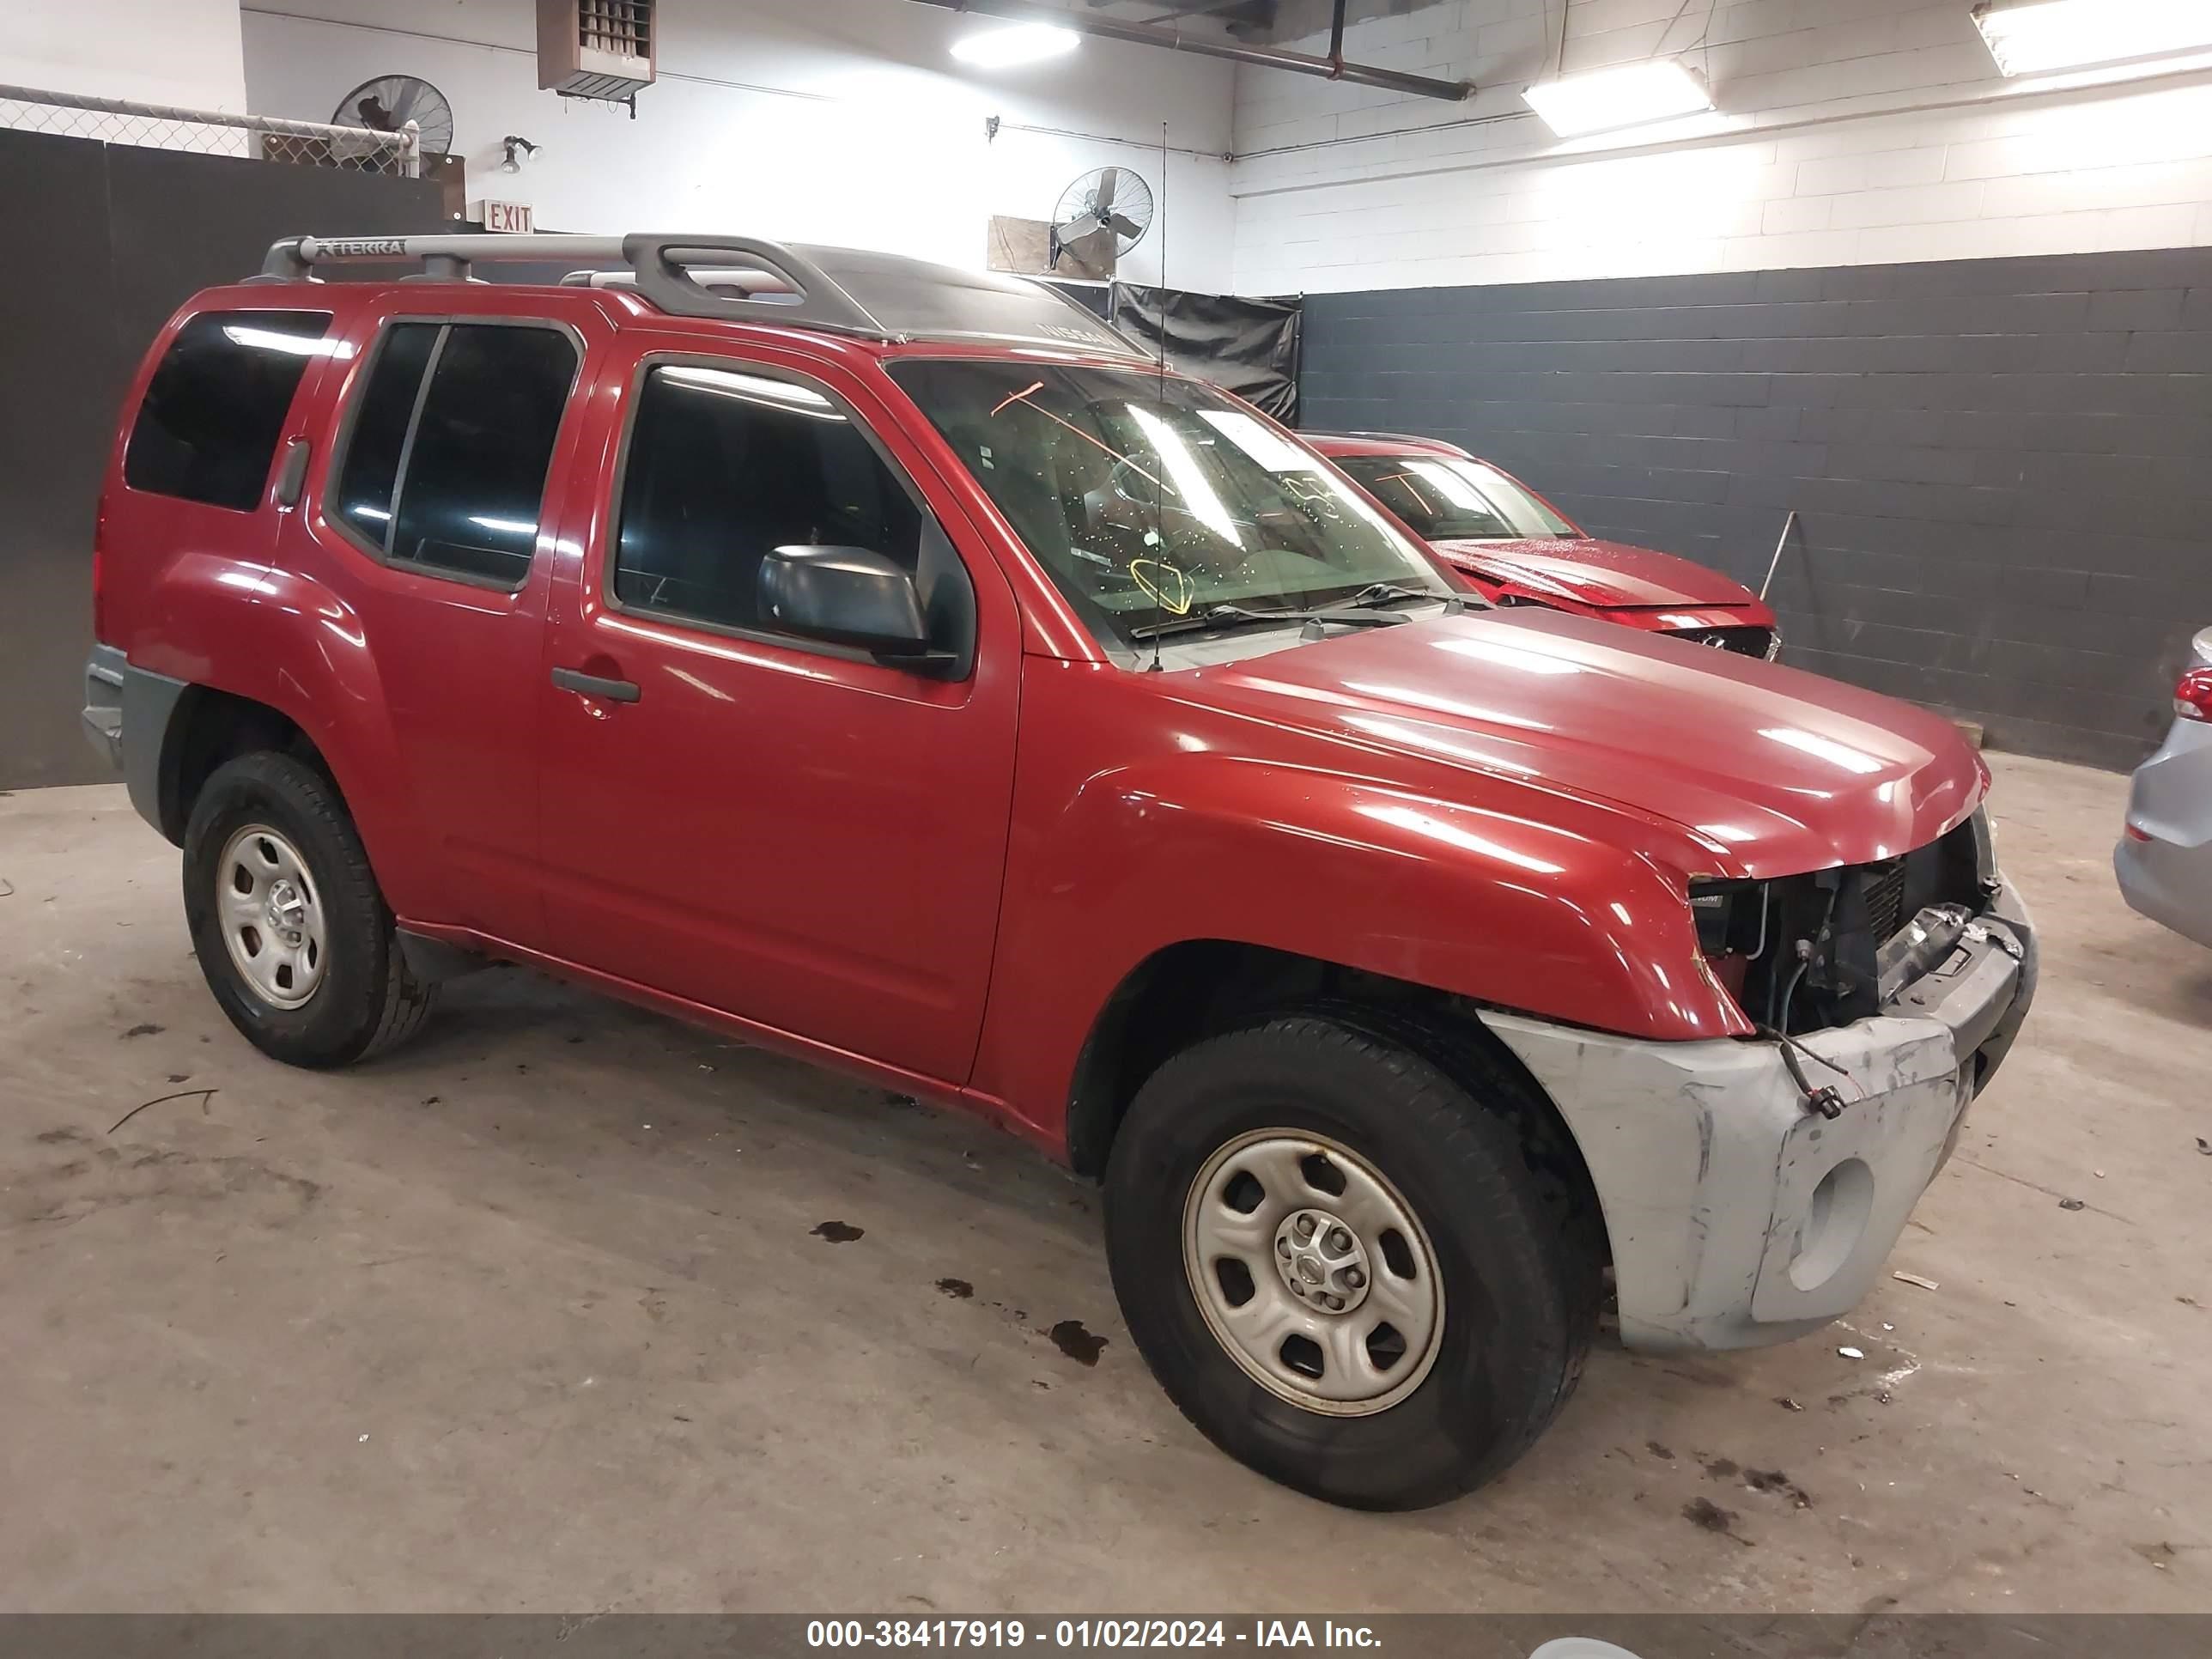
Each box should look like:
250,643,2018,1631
533,337,1022,1085
271,295,605,945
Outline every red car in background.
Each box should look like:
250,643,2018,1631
1307,431,1781,660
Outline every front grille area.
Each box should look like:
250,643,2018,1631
1732,812,1993,1034
1670,624,1776,659
1860,860,1908,941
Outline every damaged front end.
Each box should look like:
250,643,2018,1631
1479,809,2038,1354
1691,809,2001,1036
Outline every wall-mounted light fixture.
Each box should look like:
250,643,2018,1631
950,23,1079,69
1522,58,1714,138
1971,0,2212,76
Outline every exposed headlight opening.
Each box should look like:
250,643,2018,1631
1687,876,1770,960
1696,812,1996,1036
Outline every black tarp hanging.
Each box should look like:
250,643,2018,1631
1109,285,1303,423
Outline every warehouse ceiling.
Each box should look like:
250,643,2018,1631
1082,0,1444,45
1105,0,1280,37
931,0,1473,99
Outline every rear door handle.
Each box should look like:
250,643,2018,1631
274,436,312,507
551,666,641,703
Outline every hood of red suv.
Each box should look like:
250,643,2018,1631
1434,536,1758,611
1183,606,1983,880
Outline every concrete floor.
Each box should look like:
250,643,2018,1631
1,753,2206,1613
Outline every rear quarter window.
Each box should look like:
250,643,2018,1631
124,310,332,512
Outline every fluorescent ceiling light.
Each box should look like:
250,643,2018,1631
1522,58,1713,137
950,23,1080,69
1972,0,2212,76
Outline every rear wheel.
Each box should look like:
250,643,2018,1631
1104,1012,1601,1510
182,751,434,1066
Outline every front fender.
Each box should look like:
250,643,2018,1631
975,746,1746,1146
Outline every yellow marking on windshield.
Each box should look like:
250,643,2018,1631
1128,558,1195,616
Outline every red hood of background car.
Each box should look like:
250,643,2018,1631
1434,536,1759,611
1183,605,1984,879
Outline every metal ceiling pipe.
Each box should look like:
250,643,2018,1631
915,0,1475,101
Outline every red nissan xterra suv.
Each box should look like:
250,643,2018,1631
83,233,2036,1510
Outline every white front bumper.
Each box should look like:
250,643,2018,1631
1481,882,2036,1352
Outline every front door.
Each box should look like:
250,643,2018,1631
535,343,1020,1085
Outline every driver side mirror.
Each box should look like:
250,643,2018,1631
759,544,949,669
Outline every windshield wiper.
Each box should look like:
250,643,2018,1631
1131,602,1412,642
1342,580,1469,613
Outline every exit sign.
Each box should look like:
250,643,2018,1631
469,199,534,234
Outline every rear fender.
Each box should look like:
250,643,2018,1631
132,554,436,912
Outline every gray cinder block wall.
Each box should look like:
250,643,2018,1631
1301,247,2212,769
0,129,444,790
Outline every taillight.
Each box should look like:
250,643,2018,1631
2178,667,2212,722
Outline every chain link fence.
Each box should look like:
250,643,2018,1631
0,84,417,175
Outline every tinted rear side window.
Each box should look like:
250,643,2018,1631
333,321,577,586
333,322,439,549
392,327,576,583
125,310,331,511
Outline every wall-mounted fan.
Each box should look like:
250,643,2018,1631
1049,167,1154,270
331,75,457,159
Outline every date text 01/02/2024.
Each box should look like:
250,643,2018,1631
805,1620,1383,1649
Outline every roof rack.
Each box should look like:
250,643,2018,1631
249,231,1154,359
252,233,890,337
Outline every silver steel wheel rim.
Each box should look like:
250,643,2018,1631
1182,1128,1444,1416
216,823,328,1010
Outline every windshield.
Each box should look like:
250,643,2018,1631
1334,453,1580,543
886,360,1453,649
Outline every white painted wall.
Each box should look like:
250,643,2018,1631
241,0,1236,292
0,0,246,110
1232,0,2212,293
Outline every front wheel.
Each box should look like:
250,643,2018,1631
182,750,434,1067
1104,1013,1602,1510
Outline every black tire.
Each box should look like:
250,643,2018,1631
1103,1012,1603,1510
182,750,435,1067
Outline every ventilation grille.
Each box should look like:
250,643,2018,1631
538,0,655,102
579,0,651,58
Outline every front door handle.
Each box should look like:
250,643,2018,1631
551,665,641,703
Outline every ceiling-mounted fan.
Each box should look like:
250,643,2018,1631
1049,166,1155,270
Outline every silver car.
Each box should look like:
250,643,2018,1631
2117,624,2212,948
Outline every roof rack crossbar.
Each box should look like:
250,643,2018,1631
252,233,894,338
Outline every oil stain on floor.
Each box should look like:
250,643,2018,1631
1047,1320,1107,1365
